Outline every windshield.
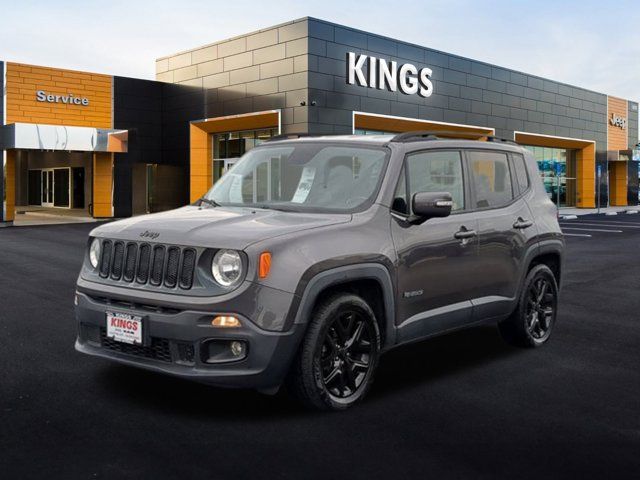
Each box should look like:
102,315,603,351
203,143,389,212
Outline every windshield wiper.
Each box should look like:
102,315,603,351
253,204,298,212
197,197,221,208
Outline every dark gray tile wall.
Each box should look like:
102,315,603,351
305,18,613,152
113,77,164,216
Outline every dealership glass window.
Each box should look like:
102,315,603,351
213,128,278,182
354,128,395,135
523,145,576,207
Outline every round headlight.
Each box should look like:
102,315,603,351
89,238,101,269
211,249,243,287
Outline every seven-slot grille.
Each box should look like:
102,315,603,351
98,240,196,290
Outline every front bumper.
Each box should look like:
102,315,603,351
74,288,304,390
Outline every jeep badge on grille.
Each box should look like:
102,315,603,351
139,231,160,239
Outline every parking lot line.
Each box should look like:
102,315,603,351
561,227,623,233
563,233,592,237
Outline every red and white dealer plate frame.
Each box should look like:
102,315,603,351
106,311,143,345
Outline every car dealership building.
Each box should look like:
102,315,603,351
1,17,638,226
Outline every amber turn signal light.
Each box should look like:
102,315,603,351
211,315,241,328
259,252,272,279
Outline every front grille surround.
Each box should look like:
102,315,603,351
98,239,197,290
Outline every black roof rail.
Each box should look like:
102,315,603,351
389,130,518,146
265,133,319,142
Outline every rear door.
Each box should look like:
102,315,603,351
466,149,538,321
391,149,479,342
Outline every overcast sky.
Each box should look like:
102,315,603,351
1,0,638,100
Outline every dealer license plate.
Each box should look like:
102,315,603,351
106,312,143,345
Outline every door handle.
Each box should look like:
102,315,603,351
454,228,477,240
513,217,534,229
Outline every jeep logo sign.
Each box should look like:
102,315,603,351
610,113,627,130
347,52,434,98
36,90,89,106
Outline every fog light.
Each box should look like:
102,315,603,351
230,341,246,357
211,315,241,327
201,339,248,363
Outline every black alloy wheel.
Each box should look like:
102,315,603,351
288,293,380,410
319,310,375,399
498,264,558,348
526,276,555,341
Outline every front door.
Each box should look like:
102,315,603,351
28,170,42,205
41,168,70,208
53,168,70,207
72,167,85,209
390,149,479,343
42,170,54,207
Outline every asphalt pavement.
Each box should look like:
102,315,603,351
1,215,639,479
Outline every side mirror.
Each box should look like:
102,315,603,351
411,192,453,220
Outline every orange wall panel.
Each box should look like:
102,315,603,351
607,96,628,151
190,125,212,202
354,113,494,136
609,161,628,206
93,153,113,218
5,63,112,128
576,143,596,208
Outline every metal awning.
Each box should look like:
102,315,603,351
0,123,128,153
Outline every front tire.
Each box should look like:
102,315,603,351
288,293,380,411
499,264,559,348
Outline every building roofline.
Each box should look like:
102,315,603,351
303,17,631,101
155,17,311,61
156,15,637,103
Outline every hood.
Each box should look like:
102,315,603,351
92,206,351,249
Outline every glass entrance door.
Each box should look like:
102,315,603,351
41,168,70,208
42,170,54,207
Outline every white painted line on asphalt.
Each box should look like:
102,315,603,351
561,227,623,233
563,233,592,237
560,221,640,228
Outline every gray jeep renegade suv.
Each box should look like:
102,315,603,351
75,131,564,410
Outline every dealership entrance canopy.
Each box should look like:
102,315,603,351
1,17,638,225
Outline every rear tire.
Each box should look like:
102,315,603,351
287,293,380,411
498,264,558,348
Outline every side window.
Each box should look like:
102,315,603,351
512,153,530,194
406,150,465,212
467,151,513,209
391,166,409,215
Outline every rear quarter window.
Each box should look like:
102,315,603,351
512,153,530,194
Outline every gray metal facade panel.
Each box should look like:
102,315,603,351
156,17,636,145
304,18,619,149
159,18,311,134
